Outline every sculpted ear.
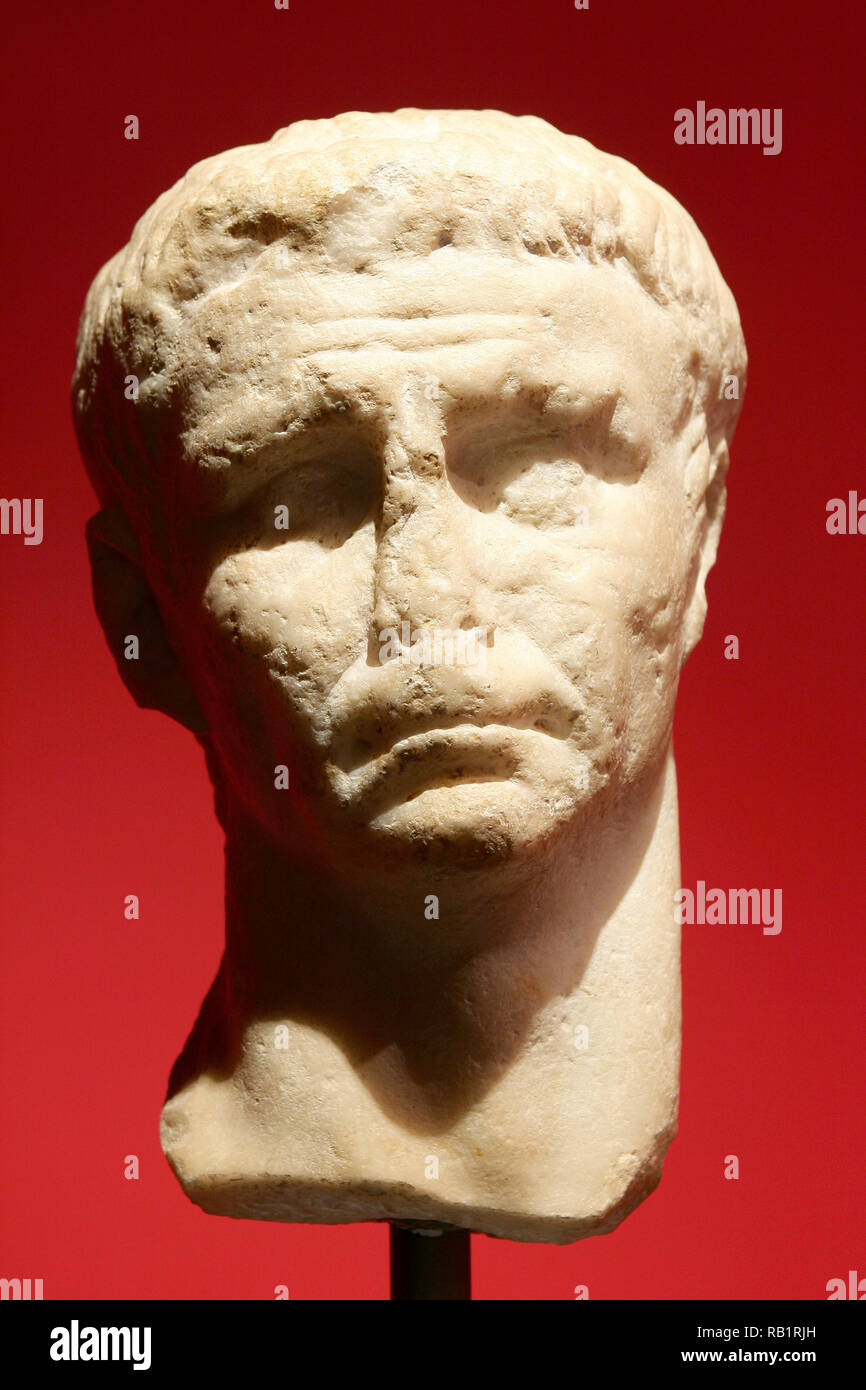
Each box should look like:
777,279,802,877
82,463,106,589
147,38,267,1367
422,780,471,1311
86,503,208,734
680,438,729,664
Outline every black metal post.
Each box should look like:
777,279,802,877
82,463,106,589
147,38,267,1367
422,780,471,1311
389,1225,471,1300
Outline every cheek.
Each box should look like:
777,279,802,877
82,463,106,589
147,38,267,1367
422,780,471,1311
490,489,687,763
195,528,377,742
613,522,689,769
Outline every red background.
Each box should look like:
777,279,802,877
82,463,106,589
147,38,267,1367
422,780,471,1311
1,0,863,1300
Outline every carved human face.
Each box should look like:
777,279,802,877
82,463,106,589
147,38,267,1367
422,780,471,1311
161,247,705,866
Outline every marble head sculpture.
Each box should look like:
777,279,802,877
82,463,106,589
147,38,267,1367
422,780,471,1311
72,109,746,1243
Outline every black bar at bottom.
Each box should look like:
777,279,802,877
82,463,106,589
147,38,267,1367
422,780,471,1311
389,1225,471,1300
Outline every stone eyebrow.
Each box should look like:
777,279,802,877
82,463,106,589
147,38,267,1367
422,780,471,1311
194,402,372,464
190,407,382,510
197,381,621,461
443,382,653,481
444,382,626,439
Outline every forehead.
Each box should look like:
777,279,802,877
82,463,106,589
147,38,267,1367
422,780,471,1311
175,250,690,487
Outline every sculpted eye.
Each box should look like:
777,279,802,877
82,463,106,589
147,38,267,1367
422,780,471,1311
497,453,591,527
229,455,379,553
447,424,645,530
447,439,587,522
445,399,648,528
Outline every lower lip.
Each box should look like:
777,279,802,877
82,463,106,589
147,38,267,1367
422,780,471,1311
341,724,538,799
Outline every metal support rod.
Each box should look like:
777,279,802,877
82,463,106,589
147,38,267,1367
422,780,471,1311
389,1225,471,1300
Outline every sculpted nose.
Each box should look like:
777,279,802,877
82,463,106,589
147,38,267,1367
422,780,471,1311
368,410,492,656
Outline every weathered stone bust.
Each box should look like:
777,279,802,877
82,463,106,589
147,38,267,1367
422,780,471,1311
72,109,746,1243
